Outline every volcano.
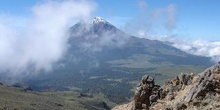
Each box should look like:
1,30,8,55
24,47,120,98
26,17,213,103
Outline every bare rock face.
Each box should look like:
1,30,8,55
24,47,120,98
184,62,220,104
152,62,220,110
113,62,220,110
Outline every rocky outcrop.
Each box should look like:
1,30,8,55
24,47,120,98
113,62,220,110
133,75,161,109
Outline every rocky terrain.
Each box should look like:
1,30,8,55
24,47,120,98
113,62,220,110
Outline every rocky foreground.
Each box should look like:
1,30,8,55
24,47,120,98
113,62,220,110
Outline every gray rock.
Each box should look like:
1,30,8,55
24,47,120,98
150,95,158,104
142,75,149,84
134,75,160,109
162,105,172,110
147,76,154,83
185,63,220,103
176,102,187,110
167,94,174,101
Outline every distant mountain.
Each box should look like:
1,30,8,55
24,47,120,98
25,17,213,103
67,17,212,65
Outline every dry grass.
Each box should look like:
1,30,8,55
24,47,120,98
0,85,116,110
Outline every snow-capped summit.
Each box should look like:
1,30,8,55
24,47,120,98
72,16,118,34
79,17,107,24
91,17,106,23
69,16,127,43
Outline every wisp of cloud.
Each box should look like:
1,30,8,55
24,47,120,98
123,2,177,38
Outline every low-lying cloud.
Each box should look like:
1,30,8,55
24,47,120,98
173,40,220,62
0,0,97,75
79,31,129,52
151,35,220,62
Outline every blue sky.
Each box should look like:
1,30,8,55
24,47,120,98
0,0,219,40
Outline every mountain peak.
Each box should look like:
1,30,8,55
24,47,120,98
71,16,121,36
79,16,107,24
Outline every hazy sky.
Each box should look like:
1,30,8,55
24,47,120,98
0,0,219,40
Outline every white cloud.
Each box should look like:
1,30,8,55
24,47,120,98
77,28,129,52
150,3,177,30
0,0,97,75
137,30,147,38
150,35,220,62
165,4,177,30
174,40,220,62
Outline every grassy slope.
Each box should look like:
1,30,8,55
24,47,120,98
151,65,206,85
0,85,116,110
108,53,207,87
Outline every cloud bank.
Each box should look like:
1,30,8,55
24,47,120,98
151,35,220,62
173,39,220,62
0,0,97,75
